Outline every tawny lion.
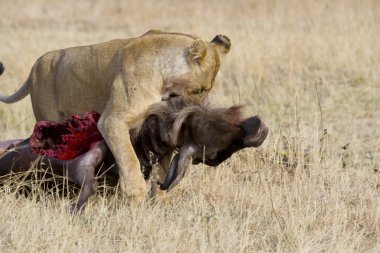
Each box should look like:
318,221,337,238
0,30,231,203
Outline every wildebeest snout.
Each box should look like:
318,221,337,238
240,116,269,148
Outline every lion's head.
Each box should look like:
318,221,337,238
161,35,231,104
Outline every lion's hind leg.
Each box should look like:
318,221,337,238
30,53,64,122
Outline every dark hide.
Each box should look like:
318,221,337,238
0,98,268,211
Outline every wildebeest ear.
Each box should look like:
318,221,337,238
160,145,196,191
226,105,243,123
211,35,231,55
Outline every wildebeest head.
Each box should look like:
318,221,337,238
160,101,268,190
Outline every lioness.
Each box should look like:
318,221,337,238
0,30,231,202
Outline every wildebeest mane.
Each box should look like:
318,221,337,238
130,97,243,149
172,105,243,147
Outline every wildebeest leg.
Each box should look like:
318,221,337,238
0,139,26,163
0,139,24,155
0,139,38,176
64,141,109,212
0,138,109,212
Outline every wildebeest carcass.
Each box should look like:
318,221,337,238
0,98,268,211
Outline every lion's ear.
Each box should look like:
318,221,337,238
211,35,231,55
188,39,208,64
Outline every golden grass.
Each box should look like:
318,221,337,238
0,0,379,251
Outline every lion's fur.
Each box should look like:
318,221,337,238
0,30,231,200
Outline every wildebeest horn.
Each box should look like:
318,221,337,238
159,154,180,190
160,146,195,191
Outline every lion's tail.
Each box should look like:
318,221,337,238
0,62,30,104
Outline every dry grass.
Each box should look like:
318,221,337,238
0,0,379,252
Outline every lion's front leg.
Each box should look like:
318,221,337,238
98,77,148,203
98,113,148,202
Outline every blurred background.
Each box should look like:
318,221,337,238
0,1,379,251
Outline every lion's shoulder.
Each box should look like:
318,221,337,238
140,30,199,40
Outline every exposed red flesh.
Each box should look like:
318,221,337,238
30,112,103,160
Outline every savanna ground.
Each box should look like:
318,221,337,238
0,0,379,252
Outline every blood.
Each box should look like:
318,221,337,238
30,112,103,160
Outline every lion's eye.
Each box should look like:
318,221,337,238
193,87,206,95
193,89,202,94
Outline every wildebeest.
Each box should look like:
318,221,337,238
0,98,268,211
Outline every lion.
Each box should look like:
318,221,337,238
0,30,231,203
